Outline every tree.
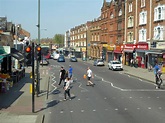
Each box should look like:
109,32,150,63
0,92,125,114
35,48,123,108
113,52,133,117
53,34,64,47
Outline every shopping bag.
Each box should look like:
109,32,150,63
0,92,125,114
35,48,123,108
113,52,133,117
83,74,86,79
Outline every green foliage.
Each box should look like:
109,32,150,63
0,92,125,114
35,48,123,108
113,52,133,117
53,34,64,47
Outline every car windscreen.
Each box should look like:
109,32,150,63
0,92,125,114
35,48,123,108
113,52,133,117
112,61,121,64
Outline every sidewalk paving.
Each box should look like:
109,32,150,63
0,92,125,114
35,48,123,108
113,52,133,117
0,66,50,123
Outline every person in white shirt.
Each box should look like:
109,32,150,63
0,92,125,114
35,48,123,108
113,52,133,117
64,77,72,100
86,67,94,86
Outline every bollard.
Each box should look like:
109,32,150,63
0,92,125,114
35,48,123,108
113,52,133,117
30,84,32,94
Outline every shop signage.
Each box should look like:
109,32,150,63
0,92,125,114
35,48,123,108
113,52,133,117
81,47,86,52
123,44,136,50
103,44,114,51
136,43,148,50
157,42,165,49
114,45,122,53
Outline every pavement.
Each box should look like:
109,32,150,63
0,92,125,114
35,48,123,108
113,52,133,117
0,66,50,123
0,60,165,123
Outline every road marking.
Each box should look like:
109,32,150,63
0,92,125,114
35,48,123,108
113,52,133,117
77,82,89,92
81,110,84,112
95,74,165,92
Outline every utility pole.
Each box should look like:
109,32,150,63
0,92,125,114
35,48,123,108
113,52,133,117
36,0,41,95
32,42,35,113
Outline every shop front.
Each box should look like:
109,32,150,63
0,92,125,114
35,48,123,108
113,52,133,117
114,45,122,62
105,44,114,62
123,44,136,66
11,48,25,83
0,46,12,93
146,42,165,71
135,42,149,68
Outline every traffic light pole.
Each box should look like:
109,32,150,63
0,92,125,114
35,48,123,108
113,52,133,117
32,42,35,113
37,0,41,95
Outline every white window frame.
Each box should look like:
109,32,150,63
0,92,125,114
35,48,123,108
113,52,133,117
154,5,165,21
110,13,114,19
127,32,134,42
139,28,147,42
139,11,147,25
128,3,133,12
153,25,164,40
119,9,122,16
141,0,145,8
128,16,134,28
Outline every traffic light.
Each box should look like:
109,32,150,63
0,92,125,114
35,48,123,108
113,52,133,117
25,46,32,66
36,45,41,61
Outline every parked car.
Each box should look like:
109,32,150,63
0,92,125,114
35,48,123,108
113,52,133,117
57,56,65,62
93,59,105,66
40,58,49,65
70,56,78,62
108,60,123,71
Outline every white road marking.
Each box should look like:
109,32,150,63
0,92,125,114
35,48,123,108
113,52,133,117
95,74,165,92
81,110,84,112
78,82,89,92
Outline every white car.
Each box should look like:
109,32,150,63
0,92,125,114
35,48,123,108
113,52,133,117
53,53,60,60
108,60,123,71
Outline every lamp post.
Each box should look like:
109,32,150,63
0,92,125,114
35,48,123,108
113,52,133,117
15,24,19,50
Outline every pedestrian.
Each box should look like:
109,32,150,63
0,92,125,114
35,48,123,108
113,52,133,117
86,67,94,86
58,66,66,85
64,77,72,100
68,65,73,79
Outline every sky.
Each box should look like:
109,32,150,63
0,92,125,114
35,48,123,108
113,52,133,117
0,0,104,39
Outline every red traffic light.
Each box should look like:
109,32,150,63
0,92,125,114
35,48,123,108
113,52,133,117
25,46,31,53
36,46,41,51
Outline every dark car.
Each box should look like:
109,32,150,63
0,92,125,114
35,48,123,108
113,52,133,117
70,56,78,62
57,56,65,62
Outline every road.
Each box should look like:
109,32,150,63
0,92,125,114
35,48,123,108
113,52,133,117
42,58,165,123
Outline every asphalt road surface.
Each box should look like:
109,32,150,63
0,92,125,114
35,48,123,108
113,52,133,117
42,58,165,123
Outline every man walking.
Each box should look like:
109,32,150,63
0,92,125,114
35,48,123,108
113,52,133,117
86,67,94,86
68,65,73,79
58,66,66,85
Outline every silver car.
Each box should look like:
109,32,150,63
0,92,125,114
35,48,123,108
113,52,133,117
108,60,123,71
93,59,105,66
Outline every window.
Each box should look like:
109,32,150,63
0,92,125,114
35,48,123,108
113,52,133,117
141,0,145,8
128,3,133,12
153,25,164,40
128,16,134,28
127,32,134,42
139,11,147,25
119,9,122,16
110,12,114,19
154,5,165,21
139,28,147,42
118,22,122,30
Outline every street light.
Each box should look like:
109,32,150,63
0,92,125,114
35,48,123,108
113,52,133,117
15,24,19,50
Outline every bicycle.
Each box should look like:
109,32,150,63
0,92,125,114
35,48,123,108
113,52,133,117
155,72,163,89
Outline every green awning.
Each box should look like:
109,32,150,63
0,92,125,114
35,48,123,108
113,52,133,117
0,55,4,63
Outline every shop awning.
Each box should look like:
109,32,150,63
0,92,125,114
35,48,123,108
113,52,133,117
11,48,24,62
123,49,134,53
